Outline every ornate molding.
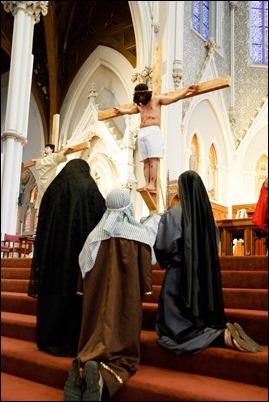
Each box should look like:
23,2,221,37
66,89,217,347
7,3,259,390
172,60,183,89
229,1,238,11
119,179,136,190
120,121,137,150
131,66,153,86
1,130,28,145
1,1,48,23
204,38,217,55
229,107,236,126
87,83,97,103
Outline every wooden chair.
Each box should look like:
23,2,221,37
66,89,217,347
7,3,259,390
1,234,34,258
1,234,21,257
18,236,35,257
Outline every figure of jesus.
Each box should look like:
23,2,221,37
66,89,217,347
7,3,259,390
114,83,198,193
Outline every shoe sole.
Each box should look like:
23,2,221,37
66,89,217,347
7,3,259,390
226,323,259,353
233,322,262,351
64,359,84,401
82,360,102,401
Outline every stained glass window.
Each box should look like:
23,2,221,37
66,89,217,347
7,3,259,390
250,1,268,65
192,1,210,40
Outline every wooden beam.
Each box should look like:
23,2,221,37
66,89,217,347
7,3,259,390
98,75,231,121
43,2,59,138
137,189,158,213
152,42,162,96
51,114,60,149
64,141,91,155
22,141,91,168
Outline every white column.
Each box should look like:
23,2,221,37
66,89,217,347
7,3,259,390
164,2,186,181
1,1,48,238
229,1,238,124
172,1,183,90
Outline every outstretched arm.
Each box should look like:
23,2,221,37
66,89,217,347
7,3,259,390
160,84,199,106
113,105,139,116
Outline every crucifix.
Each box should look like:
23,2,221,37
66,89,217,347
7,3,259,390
97,43,230,213
22,114,91,209
22,140,91,169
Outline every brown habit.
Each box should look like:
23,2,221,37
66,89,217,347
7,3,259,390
77,237,153,397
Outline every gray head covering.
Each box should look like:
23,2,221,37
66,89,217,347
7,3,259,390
79,188,160,278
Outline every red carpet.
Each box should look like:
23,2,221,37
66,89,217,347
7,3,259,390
1,256,268,401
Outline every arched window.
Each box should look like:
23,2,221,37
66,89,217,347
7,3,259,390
192,1,210,39
207,144,217,200
255,155,268,198
192,1,223,51
189,134,200,172
250,1,268,65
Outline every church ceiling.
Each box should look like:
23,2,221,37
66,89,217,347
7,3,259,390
1,1,136,138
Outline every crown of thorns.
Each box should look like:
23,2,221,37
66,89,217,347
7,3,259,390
133,89,152,94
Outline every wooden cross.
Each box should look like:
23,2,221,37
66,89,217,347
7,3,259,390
23,113,91,168
98,75,231,122
97,42,230,212
22,141,91,168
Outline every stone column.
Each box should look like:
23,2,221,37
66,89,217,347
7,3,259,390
172,1,183,90
229,1,238,127
1,1,48,238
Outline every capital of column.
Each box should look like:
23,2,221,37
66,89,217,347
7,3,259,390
1,1,48,23
1,130,28,145
172,60,183,89
229,1,238,11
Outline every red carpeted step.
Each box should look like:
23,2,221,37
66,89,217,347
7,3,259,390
221,270,268,288
4,270,267,294
1,267,30,280
1,332,268,390
1,337,72,389
1,292,36,315
1,255,268,401
1,338,268,402
222,288,268,310
108,364,268,401
140,330,268,387
151,269,165,285
1,279,30,293
1,312,36,342
152,256,268,272
142,303,268,345
223,308,268,345
2,256,267,271
1,258,32,268
143,286,268,310
1,372,63,401
153,269,268,289
219,256,268,271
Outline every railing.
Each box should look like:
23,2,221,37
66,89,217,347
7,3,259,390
217,218,267,256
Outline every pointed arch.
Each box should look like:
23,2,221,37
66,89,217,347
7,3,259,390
189,133,200,172
255,155,268,198
207,143,218,200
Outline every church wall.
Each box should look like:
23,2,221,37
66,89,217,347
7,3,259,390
1,1,267,230
232,1,268,148
59,46,135,149
32,1,269,216
180,1,268,209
